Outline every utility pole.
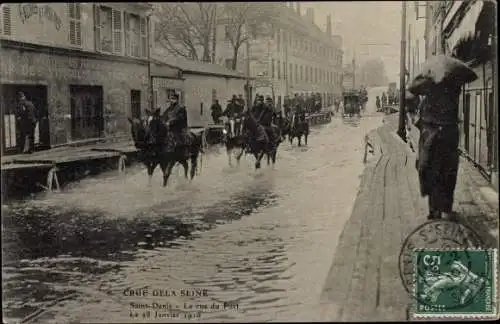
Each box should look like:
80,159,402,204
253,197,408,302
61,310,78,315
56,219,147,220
352,47,356,89
212,4,217,64
397,0,407,141
246,38,252,110
147,13,154,111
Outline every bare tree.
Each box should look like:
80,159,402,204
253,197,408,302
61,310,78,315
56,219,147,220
154,3,217,62
221,3,274,70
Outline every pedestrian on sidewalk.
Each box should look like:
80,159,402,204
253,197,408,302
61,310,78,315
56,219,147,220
413,81,462,220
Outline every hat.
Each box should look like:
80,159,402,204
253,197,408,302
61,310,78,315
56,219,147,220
258,95,264,100
265,96,272,102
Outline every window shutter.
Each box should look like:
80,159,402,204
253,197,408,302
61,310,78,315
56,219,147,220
140,17,147,58
124,13,130,56
94,5,101,51
68,3,82,46
112,9,122,54
2,5,12,36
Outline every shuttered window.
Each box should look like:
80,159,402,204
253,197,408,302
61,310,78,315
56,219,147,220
112,9,122,54
140,17,147,58
2,5,12,36
124,14,130,55
68,3,82,46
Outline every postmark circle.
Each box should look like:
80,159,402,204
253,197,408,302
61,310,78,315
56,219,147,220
398,219,488,310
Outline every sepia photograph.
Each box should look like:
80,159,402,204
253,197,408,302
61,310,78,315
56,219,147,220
1,1,498,322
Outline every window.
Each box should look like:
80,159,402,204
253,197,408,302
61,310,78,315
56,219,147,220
225,25,231,40
131,90,141,119
277,60,281,79
68,3,82,46
300,65,303,81
2,5,12,36
125,13,140,57
289,63,293,83
96,6,122,54
305,66,308,82
271,59,275,78
295,64,298,82
225,59,233,70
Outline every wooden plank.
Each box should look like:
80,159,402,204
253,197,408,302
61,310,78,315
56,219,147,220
1,163,56,171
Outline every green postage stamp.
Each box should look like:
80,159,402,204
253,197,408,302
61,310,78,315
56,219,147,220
412,248,498,319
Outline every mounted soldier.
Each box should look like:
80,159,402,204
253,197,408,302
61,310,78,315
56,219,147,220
223,94,244,137
161,93,190,157
250,95,278,145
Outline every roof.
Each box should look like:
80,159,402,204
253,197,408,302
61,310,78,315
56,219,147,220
151,55,249,80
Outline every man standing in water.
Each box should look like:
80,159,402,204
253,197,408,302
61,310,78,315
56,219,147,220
410,80,462,220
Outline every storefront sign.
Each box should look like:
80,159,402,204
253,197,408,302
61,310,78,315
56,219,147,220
18,3,62,31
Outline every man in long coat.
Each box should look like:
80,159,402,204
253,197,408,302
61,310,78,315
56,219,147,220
161,93,189,155
409,80,462,220
16,91,38,154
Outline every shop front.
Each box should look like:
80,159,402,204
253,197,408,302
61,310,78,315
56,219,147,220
0,44,149,154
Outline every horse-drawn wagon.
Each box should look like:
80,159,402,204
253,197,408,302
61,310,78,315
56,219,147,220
342,90,361,118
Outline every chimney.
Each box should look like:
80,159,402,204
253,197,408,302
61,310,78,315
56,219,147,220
326,15,332,36
306,8,314,24
296,2,301,15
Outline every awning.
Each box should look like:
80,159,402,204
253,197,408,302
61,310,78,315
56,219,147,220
446,1,484,51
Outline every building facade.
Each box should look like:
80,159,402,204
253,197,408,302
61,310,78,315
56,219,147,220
213,2,343,111
0,3,152,154
151,56,248,127
424,0,498,190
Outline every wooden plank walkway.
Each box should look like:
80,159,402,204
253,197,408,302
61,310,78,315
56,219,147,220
321,115,499,321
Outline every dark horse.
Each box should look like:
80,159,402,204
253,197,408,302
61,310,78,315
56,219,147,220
288,113,309,146
236,109,280,169
223,116,245,166
128,116,204,187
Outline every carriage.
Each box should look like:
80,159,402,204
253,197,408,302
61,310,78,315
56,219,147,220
342,90,362,118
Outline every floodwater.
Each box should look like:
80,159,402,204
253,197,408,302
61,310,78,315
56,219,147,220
2,110,383,323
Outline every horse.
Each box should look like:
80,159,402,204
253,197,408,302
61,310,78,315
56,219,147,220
237,109,279,169
128,116,204,187
288,113,309,146
222,115,245,166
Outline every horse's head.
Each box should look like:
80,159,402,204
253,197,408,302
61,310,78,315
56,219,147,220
128,117,148,149
145,116,168,146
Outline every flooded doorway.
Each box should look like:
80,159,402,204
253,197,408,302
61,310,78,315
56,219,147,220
0,84,50,155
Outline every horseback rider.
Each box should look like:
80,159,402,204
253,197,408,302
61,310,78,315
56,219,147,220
223,94,244,137
376,96,381,111
249,95,277,143
161,93,189,156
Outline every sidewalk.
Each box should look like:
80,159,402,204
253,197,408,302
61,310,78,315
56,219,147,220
321,114,499,321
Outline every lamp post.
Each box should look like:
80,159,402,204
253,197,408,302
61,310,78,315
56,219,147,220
246,38,252,110
397,0,407,141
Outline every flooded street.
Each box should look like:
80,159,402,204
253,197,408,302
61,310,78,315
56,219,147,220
2,113,382,323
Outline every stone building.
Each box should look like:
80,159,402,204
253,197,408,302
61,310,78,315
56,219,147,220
423,0,498,190
0,3,152,154
212,2,343,111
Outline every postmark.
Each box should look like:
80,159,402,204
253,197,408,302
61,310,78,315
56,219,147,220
399,220,486,296
412,249,498,319
398,220,499,319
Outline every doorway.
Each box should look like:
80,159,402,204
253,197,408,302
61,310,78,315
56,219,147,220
0,84,50,155
131,90,141,120
70,85,104,141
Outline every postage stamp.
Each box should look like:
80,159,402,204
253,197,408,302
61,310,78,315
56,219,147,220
411,248,498,319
